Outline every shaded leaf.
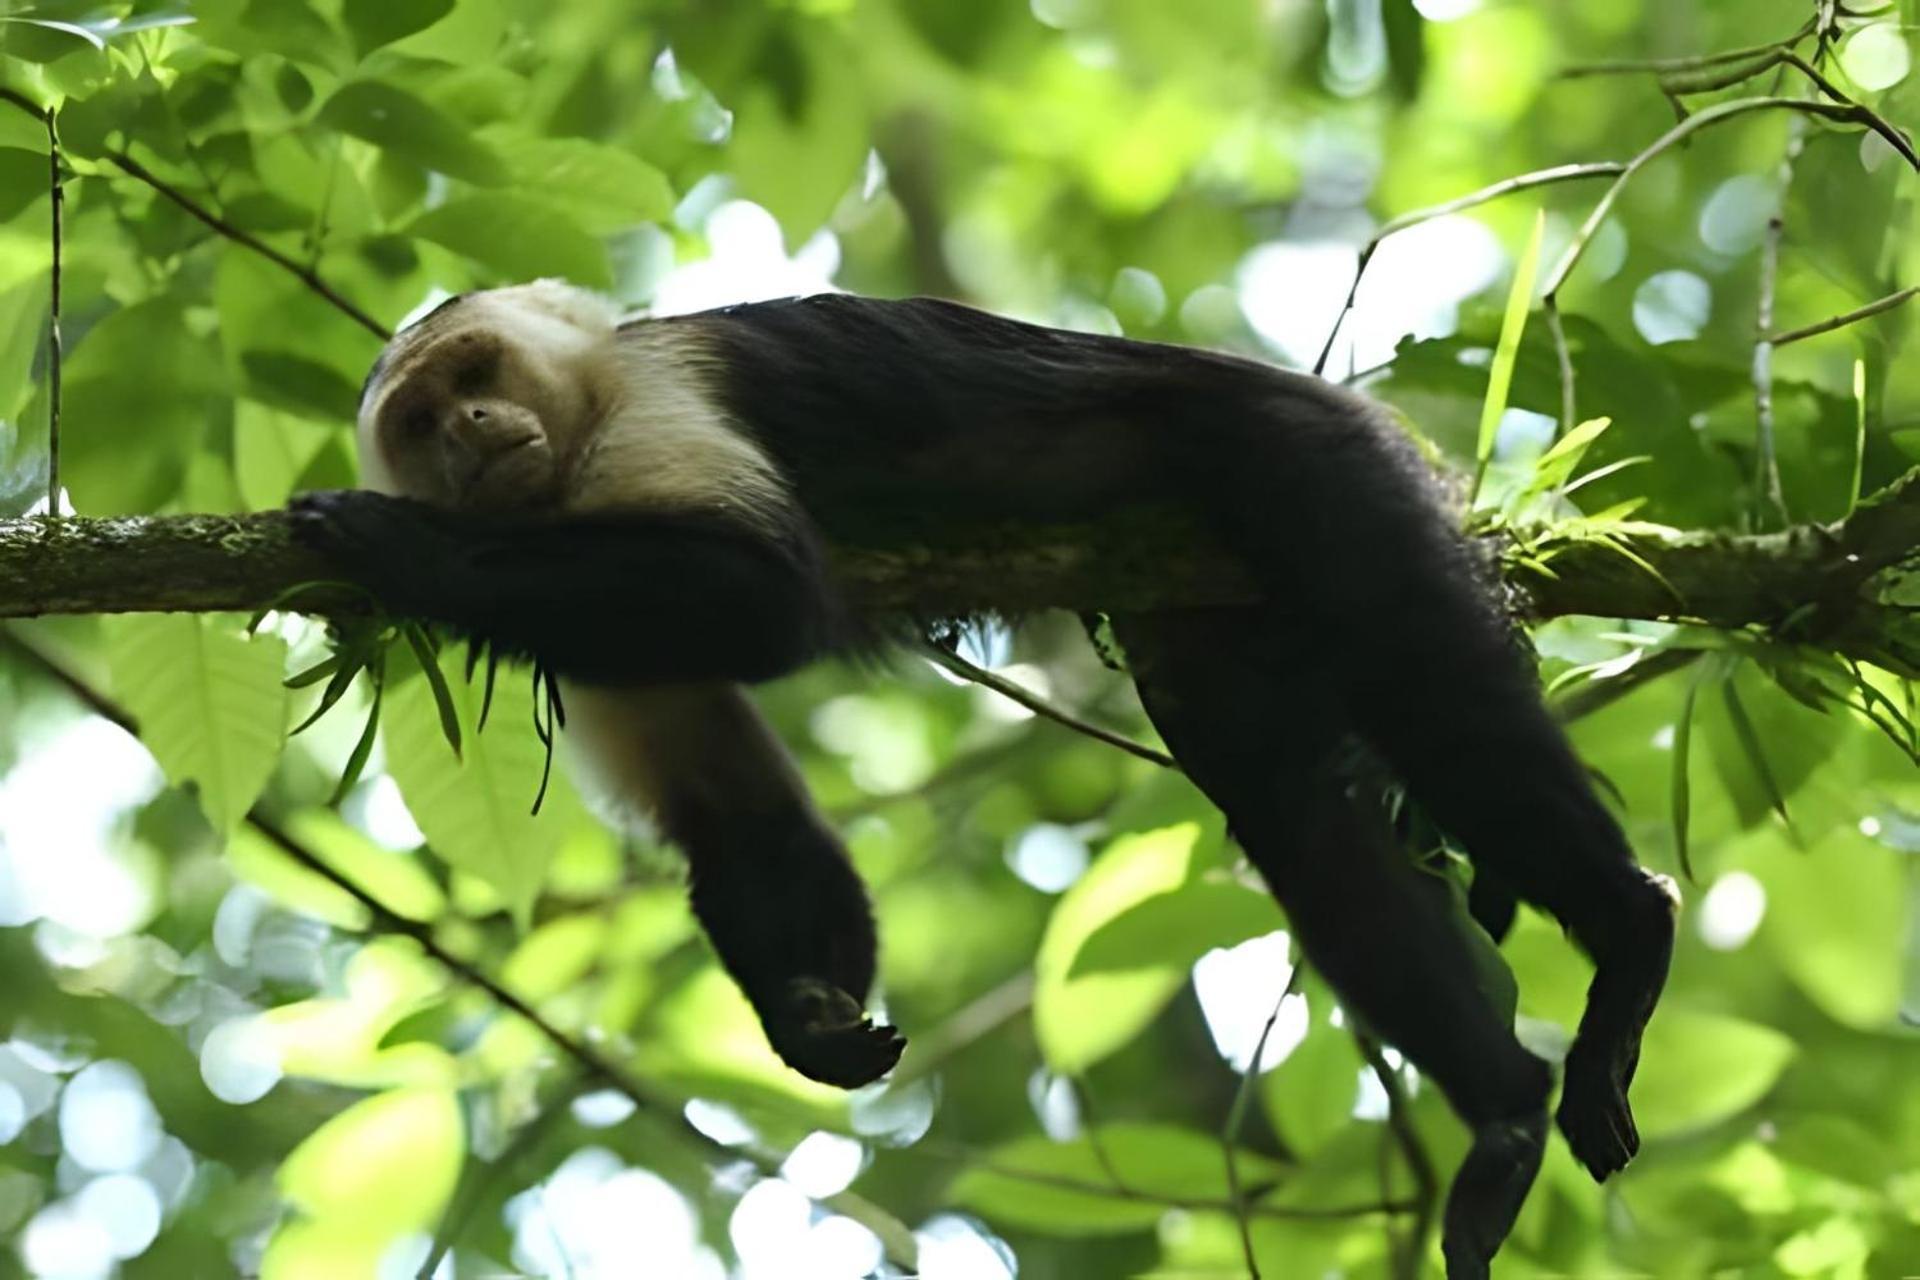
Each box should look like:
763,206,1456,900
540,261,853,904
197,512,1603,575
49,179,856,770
105,614,287,834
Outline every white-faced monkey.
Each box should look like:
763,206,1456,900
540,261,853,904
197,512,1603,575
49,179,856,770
292,280,1679,1279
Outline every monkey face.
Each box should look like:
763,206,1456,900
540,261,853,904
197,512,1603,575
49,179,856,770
357,288,617,511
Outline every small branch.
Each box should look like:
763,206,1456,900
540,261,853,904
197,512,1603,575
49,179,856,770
916,1141,1412,1222
1556,19,1817,78
1753,214,1789,527
1222,968,1300,1280
1357,1035,1438,1280
1542,97,1918,303
1543,297,1576,436
44,104,62,514
1313,163,1626,378
2,472,1918,667
886,969,1034,1085
419,1076,588,1279
106,151,391,340
1771,284,1919,346
921,642,1177,769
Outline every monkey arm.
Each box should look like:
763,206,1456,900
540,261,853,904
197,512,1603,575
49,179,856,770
289,490,837,685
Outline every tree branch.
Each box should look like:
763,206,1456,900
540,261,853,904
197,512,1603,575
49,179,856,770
1,473,1914,663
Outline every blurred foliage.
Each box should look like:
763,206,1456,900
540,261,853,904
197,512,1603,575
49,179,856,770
0,0,1918,1277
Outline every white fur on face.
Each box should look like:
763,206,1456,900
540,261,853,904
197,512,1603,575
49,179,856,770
356,279,790,530
562,320,791,529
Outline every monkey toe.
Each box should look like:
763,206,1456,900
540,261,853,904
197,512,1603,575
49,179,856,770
1441,1109,1547,1279
1556,1049,1638,1181
764,977,906,1088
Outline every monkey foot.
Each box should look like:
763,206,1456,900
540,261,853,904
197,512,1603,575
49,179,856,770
1556,872,1678,1181
1441,1109,1548,1280
763,976,906,1088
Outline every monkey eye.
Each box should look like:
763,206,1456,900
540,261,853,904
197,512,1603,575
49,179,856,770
398,406,436,440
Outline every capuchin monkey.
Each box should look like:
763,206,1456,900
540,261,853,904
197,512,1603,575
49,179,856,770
292,279,1679,1279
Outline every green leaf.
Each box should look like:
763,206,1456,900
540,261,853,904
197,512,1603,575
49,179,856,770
1629,1006,1795,1139
382,654,562,927
1034,824,1199,1074
1473,208,1546,496
1669,658,1712,881
952,1123,1285,1236
318,81,506,186
1749,827,1907,1029
104,615,288,835
407,192,610,288
489,134,675,232
0,149,47,222
1070,876,1279,977
342,0,453,57
278,1087,463,1231
57,298,226,514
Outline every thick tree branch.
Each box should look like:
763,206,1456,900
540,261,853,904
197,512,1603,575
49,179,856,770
0,475,1915,661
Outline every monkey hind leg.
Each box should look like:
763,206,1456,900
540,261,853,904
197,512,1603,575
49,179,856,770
1113,610,1550,1276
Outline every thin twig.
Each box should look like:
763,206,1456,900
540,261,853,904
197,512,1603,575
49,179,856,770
0,631,921,1272
43,103,62,515
1312,163,1626,378
1777,51,1919,168
1556,19,1817,78
419,1076,589,1279
1542,97,1916,303
1357,1035,1438,1280
1222,966,1300,1280
913,1141,1412,1222
921,642,1177,769
1771,284,1919,346
1754,213,1789,527
886,969,1034,1085
1543,297,1576,436
106,151,391,339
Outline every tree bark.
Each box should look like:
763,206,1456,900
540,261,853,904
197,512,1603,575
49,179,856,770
0,469,1913,664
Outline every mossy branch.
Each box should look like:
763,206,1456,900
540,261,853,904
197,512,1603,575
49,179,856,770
1,471,1914,665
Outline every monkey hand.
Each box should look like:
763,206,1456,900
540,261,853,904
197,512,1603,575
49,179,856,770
761,977,905,1089
289,490,473,617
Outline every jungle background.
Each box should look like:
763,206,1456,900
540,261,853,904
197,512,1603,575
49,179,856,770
0,0,1917,1276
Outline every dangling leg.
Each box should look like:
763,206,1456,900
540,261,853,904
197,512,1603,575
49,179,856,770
563,681,904,1087
1113,609,1550,1278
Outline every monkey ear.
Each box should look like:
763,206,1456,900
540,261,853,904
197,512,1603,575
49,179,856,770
503,278,623,334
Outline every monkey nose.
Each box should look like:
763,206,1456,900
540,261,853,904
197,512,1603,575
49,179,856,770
467,405,488,422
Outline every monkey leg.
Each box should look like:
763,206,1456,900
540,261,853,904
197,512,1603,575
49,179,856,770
564,683,903,1087
1328,632,1677,1182
1113,610,1551,1278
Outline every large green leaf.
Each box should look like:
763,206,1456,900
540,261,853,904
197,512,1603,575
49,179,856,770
381,656,560,927
1033,824,1199,1074
487,134,676,233
408,193,610,288
104,614,287,835
276,1086,462,1231
952,1123,1286,1236
1070,875,1279,977
57,298,226,514
1747,827,1908,1029
318,81,506,185
341,0,452,56
1630,1006,1795,1139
